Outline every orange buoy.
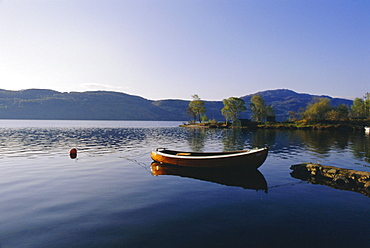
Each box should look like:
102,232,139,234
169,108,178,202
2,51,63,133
69,148,77,159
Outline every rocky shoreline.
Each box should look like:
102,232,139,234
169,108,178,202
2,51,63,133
291,163,370,197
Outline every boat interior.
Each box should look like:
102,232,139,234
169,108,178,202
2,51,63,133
158,149,246,157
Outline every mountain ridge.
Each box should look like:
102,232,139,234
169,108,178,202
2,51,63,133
0,89,353,121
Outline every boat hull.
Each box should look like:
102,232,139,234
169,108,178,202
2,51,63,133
150,147,268,168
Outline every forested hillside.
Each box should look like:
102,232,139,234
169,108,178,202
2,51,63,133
0,89,353,121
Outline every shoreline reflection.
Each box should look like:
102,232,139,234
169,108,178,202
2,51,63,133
0,124,369,165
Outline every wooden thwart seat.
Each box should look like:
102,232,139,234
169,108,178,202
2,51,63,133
176,153,192,156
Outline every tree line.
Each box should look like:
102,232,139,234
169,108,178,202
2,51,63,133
187,93,370,124
291,93,370,122
187,94,274,124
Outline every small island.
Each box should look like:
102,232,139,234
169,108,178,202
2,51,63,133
181,93,370,131
180,119,369,131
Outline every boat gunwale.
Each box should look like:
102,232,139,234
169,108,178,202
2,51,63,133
153,147,267,160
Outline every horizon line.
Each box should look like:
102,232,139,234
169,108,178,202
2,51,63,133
0,87,357,101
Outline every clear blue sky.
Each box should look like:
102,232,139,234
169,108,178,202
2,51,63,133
0,0,369,100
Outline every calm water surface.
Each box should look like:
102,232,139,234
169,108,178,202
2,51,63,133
0,120,369,248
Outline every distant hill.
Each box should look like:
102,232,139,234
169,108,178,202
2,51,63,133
0,89,353,121
0,89,168,120
240,89,353,120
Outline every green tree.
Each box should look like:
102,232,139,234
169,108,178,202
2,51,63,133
221,97,247,123
303,98,332,121
336,104,349,121
326,110,338,121
250,94,267,121
351,97,366,118
187,94,206,123
364,92,370,118
200,114,209,123
326,104,349,121
266,105,275,121
186,107,197,124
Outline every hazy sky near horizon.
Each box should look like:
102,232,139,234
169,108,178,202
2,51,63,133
0,0,369,100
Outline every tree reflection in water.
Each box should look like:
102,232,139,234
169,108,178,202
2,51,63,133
184,128,370,164
0,126,369,164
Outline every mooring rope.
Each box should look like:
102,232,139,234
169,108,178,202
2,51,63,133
118,151,153,174
360,163,370,169
124,157,152,173
268,181,308,190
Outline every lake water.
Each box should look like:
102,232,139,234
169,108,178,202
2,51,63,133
0,120,369,248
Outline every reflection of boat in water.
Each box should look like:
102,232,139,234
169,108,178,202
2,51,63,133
151,162,268,192
151,147,268,168
290,163,370,197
